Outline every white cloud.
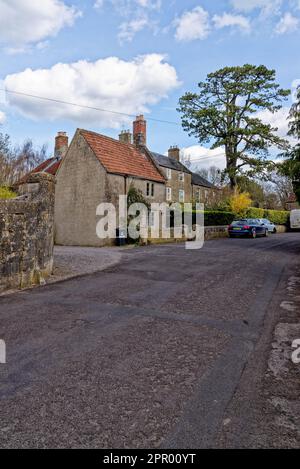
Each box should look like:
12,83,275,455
94,0,161,10
174,6,210,42
181,146,226,171
94,0,161,42
0,110,6,124
3,54,180,128
0,0,80,51
292,79,300,103
213,13,251,32
256,107,293,140
275,12,299,34
230,0,282,14
118,15,149,43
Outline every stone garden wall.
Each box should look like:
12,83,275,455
0,173,55,292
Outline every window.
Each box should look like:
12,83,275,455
179,190,185,203
196,190,201,202
166,168,172,180
146,182,154,197
179,172,184,182
166,187,172,202
149,211,155,227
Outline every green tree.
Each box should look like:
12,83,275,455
281,86,300,202
236,176,265,208
178,65,290,189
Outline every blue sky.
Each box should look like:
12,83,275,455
0,0,299,169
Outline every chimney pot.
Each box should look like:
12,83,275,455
168,145,180,161
119,130,132,144
133,115,147,146
55,131,68,159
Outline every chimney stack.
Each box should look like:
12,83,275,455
119,130,132,145
168,145,180,161
133,115,147,146
55,132,68,159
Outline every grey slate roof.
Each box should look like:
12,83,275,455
191,172,215,189
151,151,215,189
151,152,191,174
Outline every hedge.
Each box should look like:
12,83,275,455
184,210,236,226
245,207,290,225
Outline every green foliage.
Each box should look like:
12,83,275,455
237,176,265,208
126,185,150,244
280,85,300,203
228,192,252,217
178,64,290,188
187,210,236,226
127,184,149,209
263,209,290,226
0,186,16,199
245,207,290,225
245,207,265,219
204,211,236,226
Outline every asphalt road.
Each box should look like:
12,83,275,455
0,233,300,449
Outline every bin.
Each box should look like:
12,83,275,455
116,228,127,246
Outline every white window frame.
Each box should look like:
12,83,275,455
179,172,184,182
166,168,172,180
149,211,155,227
179,189,185,203
166,187,172,202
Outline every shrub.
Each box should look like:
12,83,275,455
204,211,236,226
246,207,265,219
0,186,16,199
245,207,290,225
228,192,252,217
187,210,236,226
264,209,290,226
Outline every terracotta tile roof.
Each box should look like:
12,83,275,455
80,129,165,183
14,157,61,186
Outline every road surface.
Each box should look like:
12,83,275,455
0,233,300,448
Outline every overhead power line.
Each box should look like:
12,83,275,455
0,88,180,126
1,87,225,163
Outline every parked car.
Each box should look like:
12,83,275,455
257,218,277,233
228,219,269,238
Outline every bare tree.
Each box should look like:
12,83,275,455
0,132,48,186
197,166,224,187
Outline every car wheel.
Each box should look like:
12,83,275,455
273,228,277,234
252,229,257,239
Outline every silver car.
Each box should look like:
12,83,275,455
258,218,277,233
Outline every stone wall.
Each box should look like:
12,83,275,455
0,173,55,292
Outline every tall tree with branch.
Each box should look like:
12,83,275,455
178,64,290,189
281,86,300,202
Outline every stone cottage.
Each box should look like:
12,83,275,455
54,124,166,247
19,116,216,247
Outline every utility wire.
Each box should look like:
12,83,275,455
1,87,225,162
0,88,181,126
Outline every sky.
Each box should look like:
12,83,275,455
0,0,300,171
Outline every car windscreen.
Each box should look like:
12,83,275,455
232,221,248,226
